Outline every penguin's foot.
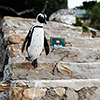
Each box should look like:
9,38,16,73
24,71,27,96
32,59,38,68
26,57,32,61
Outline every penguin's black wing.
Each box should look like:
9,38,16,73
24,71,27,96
44,35,49,55
22,30,32,53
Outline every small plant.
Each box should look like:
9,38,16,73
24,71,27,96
73,17,83,26
73,17,89,33
82,25,89,33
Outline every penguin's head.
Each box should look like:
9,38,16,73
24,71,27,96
36,13,47,24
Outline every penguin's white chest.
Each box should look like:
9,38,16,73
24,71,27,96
28,28,44,60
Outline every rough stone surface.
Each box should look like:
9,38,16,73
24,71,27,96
56,62,100,79
65,37,100,49
39,47,100,63
6,45,100,64
0,16,83,72
49,9,76,24
3,62,100,81
0,90,9,100
54,87,65,96
10,80,100,100
17,82,27,87
44,22,82,39
0,83,10,91
0,82,10,100
3,62,58,81
0,16,100,100
10,87,47,100
66,88,78,100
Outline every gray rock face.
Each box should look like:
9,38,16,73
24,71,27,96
0,91,9,100
44,21,82,39
3,62,100,81
49,9,76,24
39,47,100,63
65,37,100,49
10,80,100,100
0,16,100,100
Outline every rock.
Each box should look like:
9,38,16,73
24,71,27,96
88,27,99,36
17,82,27,87
56,62,100,79
78,86,100,100
8,34,26,44
3,61,100,81
7,37,100,63
3,62,58,81
10,80,96,91
0,81,10,100
39,47,100,63
57,63,74,77
97,31,100,37
54,87,65,96
10,87,23,100
49,9,76,25
0,82,10,92
10,87,46,100
10,80,100,100
44,21,82,39
1,16,100,100
23,88,46,99
0,90,9,100
66,88,78,100
65,37,100,49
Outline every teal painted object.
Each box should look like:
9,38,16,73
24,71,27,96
50,37,65,47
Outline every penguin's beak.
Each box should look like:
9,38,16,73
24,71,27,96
44,19,47,24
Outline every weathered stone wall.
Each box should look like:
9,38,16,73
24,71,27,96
0,16,100,100
10,80,100,100
0,20,9,73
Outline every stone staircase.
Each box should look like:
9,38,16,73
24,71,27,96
0,16,100,100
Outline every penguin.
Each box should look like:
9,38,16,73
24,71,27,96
22,13,49,68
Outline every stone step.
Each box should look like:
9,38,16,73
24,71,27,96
0,16,90,72
1,42,100,72
39,47,100,63
3,62,100,81
7,45,100,64
1,16,99,72
1,16,83,38
7,33,100,49
65,37,100,49
3,79,100,100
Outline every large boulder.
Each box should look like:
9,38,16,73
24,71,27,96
49,9,76,25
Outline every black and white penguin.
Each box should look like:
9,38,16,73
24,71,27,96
22,13,49,68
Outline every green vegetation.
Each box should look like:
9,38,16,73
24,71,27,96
82,25,89,33
76,1,97,10
73,17,89,33
76,1,100,31
0,0,68,19
74,17,83,26
91,2,100,30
